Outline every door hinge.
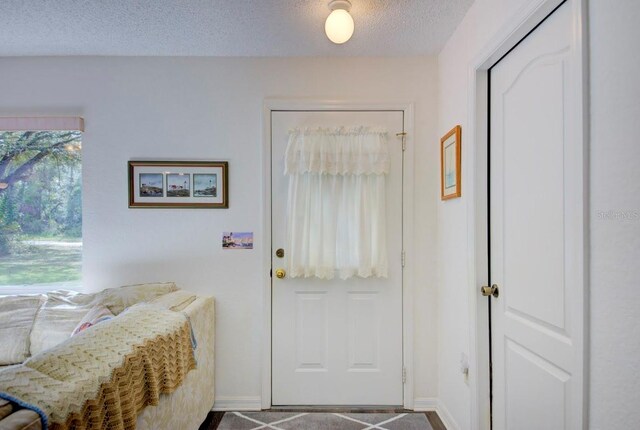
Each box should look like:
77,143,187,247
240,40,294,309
396,132,407,151
401,251,406,268
402,367,407,384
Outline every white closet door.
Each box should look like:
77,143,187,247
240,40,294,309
489,2,585,429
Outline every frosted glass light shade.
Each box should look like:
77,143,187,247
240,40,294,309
325,9,354,44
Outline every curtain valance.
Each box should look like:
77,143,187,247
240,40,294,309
285,127,390,176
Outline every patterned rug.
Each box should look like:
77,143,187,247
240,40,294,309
217,412,434,430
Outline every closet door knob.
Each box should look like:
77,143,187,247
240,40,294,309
481,284,499,298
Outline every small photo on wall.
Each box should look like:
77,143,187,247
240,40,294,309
167,173,191,197
194,174,217,197
222,232,253,249
139,173,163,197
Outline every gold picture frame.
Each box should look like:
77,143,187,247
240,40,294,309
128,160,228,208
440,125,461,200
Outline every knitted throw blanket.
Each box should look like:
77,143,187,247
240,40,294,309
0,303,196,430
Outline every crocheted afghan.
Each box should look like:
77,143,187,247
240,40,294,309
0,303,196,430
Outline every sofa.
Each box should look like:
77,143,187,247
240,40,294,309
0,282,215,430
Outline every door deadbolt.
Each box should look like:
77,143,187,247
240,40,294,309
275,268,286,279
481,284,499,298
275,248,285,258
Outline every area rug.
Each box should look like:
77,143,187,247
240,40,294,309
217,412,434,430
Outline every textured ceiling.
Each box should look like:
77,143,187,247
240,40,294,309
0,0,474,56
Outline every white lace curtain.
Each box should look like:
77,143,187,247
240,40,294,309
285,127,389,280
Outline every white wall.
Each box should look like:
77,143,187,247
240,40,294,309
437,0,640,428
0,56,440,407
437,1,530,425
588,0,640,428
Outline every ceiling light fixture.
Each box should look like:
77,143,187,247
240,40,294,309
325,0,354,44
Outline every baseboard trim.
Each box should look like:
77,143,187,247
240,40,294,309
212,396,262,411
435,400,460,430
412,398,460,430
413,397,438,411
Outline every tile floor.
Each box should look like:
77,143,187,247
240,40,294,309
217,411,434,430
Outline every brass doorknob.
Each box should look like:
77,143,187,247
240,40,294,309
275,268,286,279
481,284,499,298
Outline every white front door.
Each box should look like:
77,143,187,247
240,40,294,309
489,2,585,429
271,110,404,405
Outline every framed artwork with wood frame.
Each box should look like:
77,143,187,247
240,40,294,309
128,160,228,208
440,125,461,200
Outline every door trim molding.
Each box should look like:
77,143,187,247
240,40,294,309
465,1,589,429
261,99,415,409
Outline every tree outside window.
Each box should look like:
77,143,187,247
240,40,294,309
0,130,82,292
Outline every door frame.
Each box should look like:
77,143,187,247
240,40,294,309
261,100,415,409
465,1,589,429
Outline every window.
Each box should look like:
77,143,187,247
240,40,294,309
0,117,84,294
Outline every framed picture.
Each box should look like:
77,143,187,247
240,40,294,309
440,125,461,200
128,160,228,208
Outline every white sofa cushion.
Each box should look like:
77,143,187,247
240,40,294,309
0,295,43,365
26,283,177,356
97,281,178,315
29,291,97,355
149,290,197,311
